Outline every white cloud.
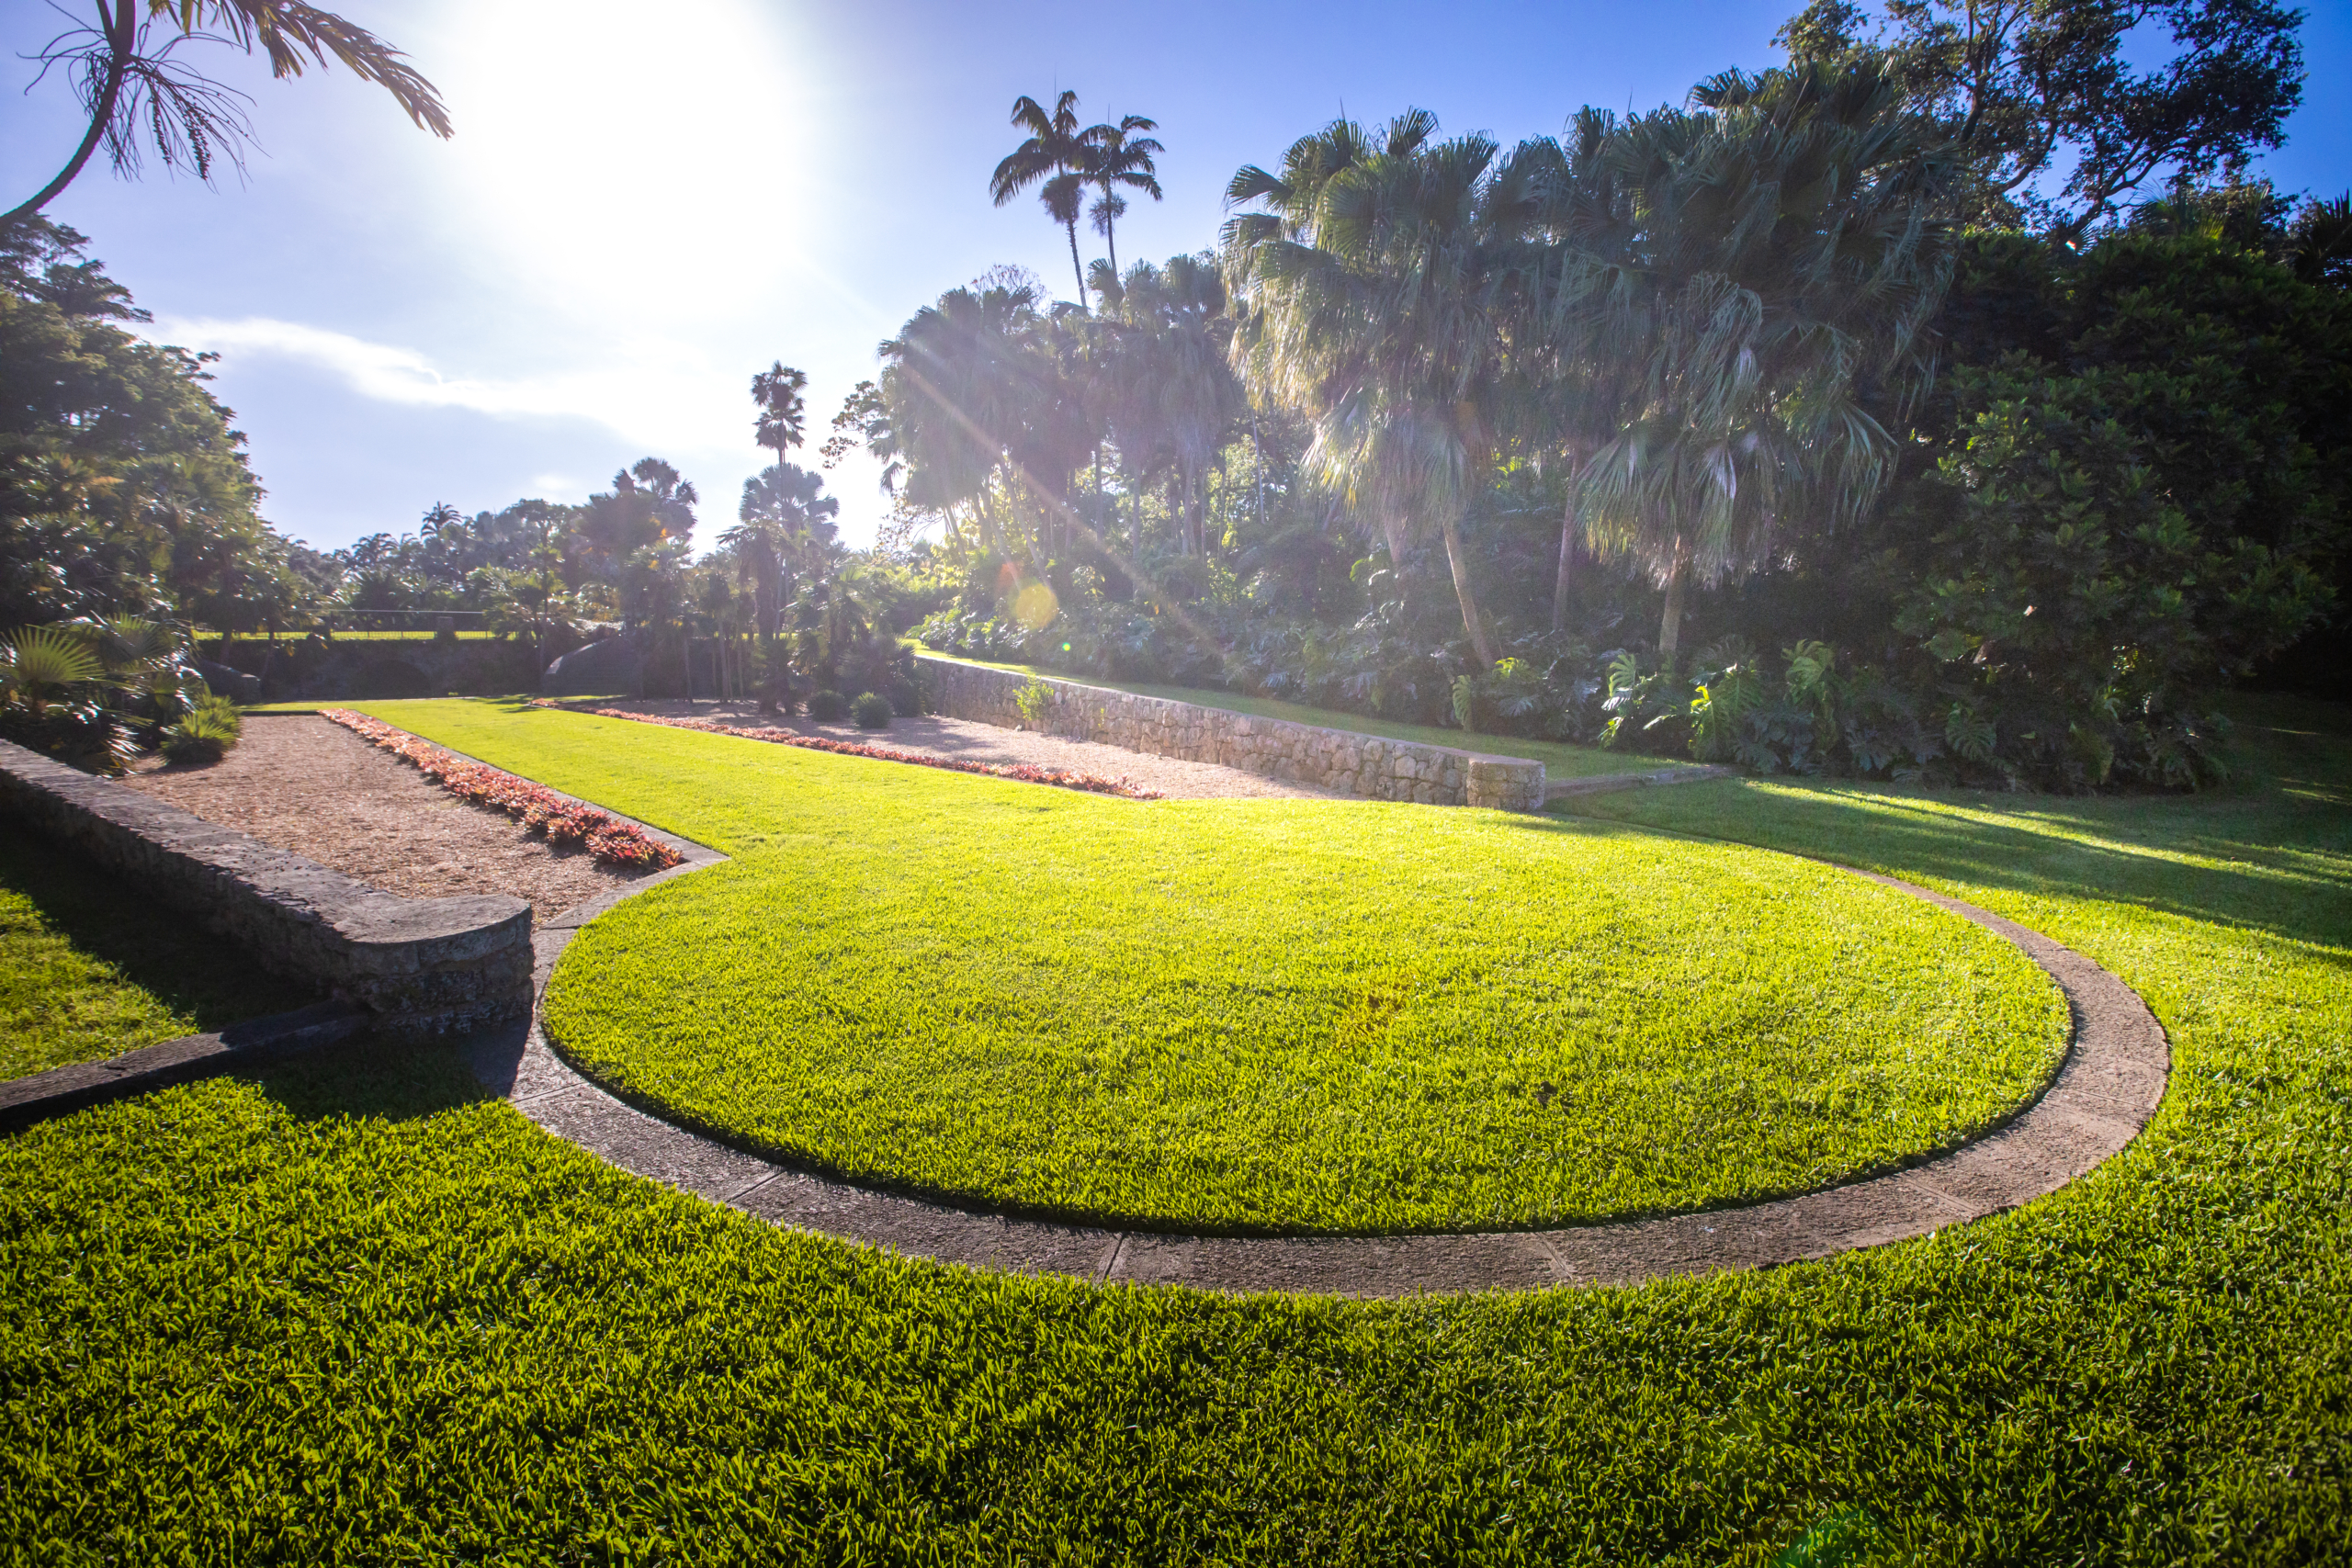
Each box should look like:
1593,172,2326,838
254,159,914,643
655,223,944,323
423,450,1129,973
147,315,744,457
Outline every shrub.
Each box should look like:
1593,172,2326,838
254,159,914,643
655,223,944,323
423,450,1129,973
806,689,850,723
0,618,203,774
884,673,922,717
1013,677,1052,729
159,694,242,765
851,691,892,728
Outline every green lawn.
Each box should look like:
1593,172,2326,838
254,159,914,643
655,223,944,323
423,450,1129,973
213,628,505,643
364,699,2063,1234
1,697,2346,1561
0,825,317,1078
918,650,1674,780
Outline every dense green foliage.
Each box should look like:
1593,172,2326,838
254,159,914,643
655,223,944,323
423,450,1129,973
1,697,2345,1560
876,14,2340,793
360,700,2059,1233
0,221,311,636
0,823,311,1077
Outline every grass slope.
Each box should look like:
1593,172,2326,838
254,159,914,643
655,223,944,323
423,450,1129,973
918,650,1670,780
0,825,316,1078
363,700,2064,1233
0,699,2346,1561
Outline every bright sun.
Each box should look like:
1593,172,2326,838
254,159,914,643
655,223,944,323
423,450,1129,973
435,0,810,320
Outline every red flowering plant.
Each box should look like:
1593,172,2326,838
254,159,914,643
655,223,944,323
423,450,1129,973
582,709,1165,800
321,709,684,871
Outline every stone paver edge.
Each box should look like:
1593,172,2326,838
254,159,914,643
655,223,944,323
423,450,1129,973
484,727,2171,1299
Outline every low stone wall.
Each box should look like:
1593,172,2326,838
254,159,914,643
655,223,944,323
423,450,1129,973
0,740,532,1042
918,657,1546,811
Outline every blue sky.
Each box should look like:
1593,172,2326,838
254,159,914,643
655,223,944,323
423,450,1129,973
5,0,2346,556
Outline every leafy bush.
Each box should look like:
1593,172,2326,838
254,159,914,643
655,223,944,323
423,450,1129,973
160,694,243,765
851,691,892,728
1012,678,1051,728
0,618,202,773
1888,358,2322,787
806,689,849,723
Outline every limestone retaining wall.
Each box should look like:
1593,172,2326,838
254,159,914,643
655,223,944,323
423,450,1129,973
0,740,532,1041
918,657,1546,811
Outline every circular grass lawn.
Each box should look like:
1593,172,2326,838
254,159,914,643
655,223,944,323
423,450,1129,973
542,783,2072,1235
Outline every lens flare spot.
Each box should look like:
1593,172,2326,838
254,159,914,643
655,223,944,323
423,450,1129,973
1013,582,1060,630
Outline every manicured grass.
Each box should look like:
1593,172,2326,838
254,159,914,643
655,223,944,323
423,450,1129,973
360,699,2066,1233
0,825,316,1078
1,698,2346,1560
919,649,1672,780
266,629,505,639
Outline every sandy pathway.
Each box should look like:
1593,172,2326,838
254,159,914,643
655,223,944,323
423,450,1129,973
123,716,643,921
582,698,1341,801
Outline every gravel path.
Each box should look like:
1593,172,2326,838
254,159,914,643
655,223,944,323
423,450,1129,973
122,716,643,922
581,699,1341,802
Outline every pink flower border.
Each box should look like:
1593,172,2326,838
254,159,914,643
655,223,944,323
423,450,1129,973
322,709,684,871
554,705,1166,801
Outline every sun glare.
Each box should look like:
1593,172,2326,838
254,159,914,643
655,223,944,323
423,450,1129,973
437,0,808,320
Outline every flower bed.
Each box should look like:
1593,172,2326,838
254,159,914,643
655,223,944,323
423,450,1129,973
572,707,1166,801
322,710,684,871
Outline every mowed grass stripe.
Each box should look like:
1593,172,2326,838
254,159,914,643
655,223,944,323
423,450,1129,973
360,700,2067,1233
1,700,2346,1558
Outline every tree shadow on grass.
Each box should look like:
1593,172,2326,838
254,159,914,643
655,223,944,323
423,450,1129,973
0,824,318,1077
1517,699,2352,954
241,1023,521,1128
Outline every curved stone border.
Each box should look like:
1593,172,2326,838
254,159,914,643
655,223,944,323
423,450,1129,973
466,762,2168,1295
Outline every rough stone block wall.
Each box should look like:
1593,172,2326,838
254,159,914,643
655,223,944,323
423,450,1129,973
918,658,1546,811
0,740,532,1041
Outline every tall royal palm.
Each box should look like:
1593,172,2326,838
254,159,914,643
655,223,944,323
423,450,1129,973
1571,60,1956,667
1225,109,1509,667
1084,115,1164,281
991,91,1095,301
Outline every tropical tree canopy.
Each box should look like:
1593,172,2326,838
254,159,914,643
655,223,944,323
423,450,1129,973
1566,57,1959,662
1226,108,1519,664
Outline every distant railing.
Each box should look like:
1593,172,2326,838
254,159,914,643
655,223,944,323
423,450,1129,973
322,609,489,633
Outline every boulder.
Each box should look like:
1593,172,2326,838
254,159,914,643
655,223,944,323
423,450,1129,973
543,635,642,697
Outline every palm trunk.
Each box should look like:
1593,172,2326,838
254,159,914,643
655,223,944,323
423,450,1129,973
1551,492,1577,634
1439,514,1498,668
4,1,134,224
1104,214,1118,280
1066,221,1087,304
1657,546,1690,671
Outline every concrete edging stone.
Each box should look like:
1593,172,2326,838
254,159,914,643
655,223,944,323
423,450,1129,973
485,761,2170,1298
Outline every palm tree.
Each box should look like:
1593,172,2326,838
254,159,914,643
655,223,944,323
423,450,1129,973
752,362,808,471
1225,109,1509,667
1570,59,1956,666
7,1,450,224
1084,115,1164,280
991,91,1094,300
723,462,838,712
1485,109,1639,634
874,277,1093,567
1094,254,1242,557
